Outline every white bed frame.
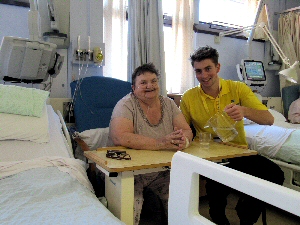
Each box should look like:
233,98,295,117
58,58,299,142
48,98,73,158
264,97,300,192
270,158,300,192
56,110,73,158
169,151,300,225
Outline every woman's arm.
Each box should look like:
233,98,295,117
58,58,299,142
109,116,191,151
172,113,193,146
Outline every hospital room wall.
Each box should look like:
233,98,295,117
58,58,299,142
0,0,299,98
0,3,69,97
195,34,280,97
0,1,104,98
68,0,104,98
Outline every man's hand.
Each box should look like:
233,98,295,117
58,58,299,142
224,103,244,121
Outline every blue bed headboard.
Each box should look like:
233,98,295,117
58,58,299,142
70,76,132,132
282,84,300,119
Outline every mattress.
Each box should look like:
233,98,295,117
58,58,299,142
0,105,70,162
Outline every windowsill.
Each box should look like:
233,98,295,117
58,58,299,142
167,93,182,107
193,22,265,43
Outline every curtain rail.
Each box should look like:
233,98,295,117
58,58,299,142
275,6,300,15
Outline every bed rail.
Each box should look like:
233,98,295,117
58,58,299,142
270,158,300,192
168,152,300,225
57,110,74,158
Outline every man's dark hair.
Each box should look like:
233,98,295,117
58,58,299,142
189,45,219,67
131,63,160,85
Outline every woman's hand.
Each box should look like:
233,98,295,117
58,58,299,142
156,128,189,151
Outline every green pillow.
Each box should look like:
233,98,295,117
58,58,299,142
0,84,49,117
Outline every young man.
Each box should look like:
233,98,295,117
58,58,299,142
180,46,284,225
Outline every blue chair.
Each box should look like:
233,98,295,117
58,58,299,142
282,84,300,120
70,76,132,197
70,76,132,132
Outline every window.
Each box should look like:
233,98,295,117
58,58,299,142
162,0,174,93
162,0,259,29
199,0,257,28
162,0,174,18
195,0,263,37
106,1,261,91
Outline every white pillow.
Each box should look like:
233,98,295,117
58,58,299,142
243,118,255,125
268,109,286,122
0,104,50,143
76,127,109,150
244,109,286,126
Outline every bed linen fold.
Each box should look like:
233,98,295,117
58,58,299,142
0,166,125,225
0,157,93,192
248,125,295,157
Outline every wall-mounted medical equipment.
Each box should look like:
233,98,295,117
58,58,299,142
0,0,68,84
36,0,70,49
217,22,299,84
0,36,63,83
72,36,105,66
241,59,267,87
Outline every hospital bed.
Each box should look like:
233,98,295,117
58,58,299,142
168,151,300,225
0,84,125,225
244,84,300,192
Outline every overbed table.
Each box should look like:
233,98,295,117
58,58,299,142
84,141,257,225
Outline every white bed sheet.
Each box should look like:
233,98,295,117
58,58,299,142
0,105,70,162
0,158,125,225
245,121,300,165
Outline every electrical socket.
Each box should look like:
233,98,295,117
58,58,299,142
63,102,73,123
74,49,87,61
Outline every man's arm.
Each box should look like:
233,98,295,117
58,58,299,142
225,103,274,125
242,107,274,125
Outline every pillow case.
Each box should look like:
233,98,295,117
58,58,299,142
244,109,286,125
268,109,287,122
75,127,109,150
243,118,255,125
74,128,109,162
0,104,50,143
0,84,49,117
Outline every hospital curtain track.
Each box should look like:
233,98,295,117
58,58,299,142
278,11,300,89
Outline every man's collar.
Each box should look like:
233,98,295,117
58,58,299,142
219,78,230,97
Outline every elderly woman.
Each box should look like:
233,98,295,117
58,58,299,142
109,63,193,225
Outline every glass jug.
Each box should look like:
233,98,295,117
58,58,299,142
204,111,238,142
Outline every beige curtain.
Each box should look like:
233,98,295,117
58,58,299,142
127,0,166,96
278,12,300,88
166,0,194,94
103,0,127,81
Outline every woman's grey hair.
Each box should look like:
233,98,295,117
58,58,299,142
131,63,160,85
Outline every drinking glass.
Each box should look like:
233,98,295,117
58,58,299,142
199,132,211,149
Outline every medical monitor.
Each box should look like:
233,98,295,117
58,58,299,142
241,60,267,87
0,36,57,83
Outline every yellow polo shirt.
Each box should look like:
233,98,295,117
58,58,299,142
180,78,268,145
